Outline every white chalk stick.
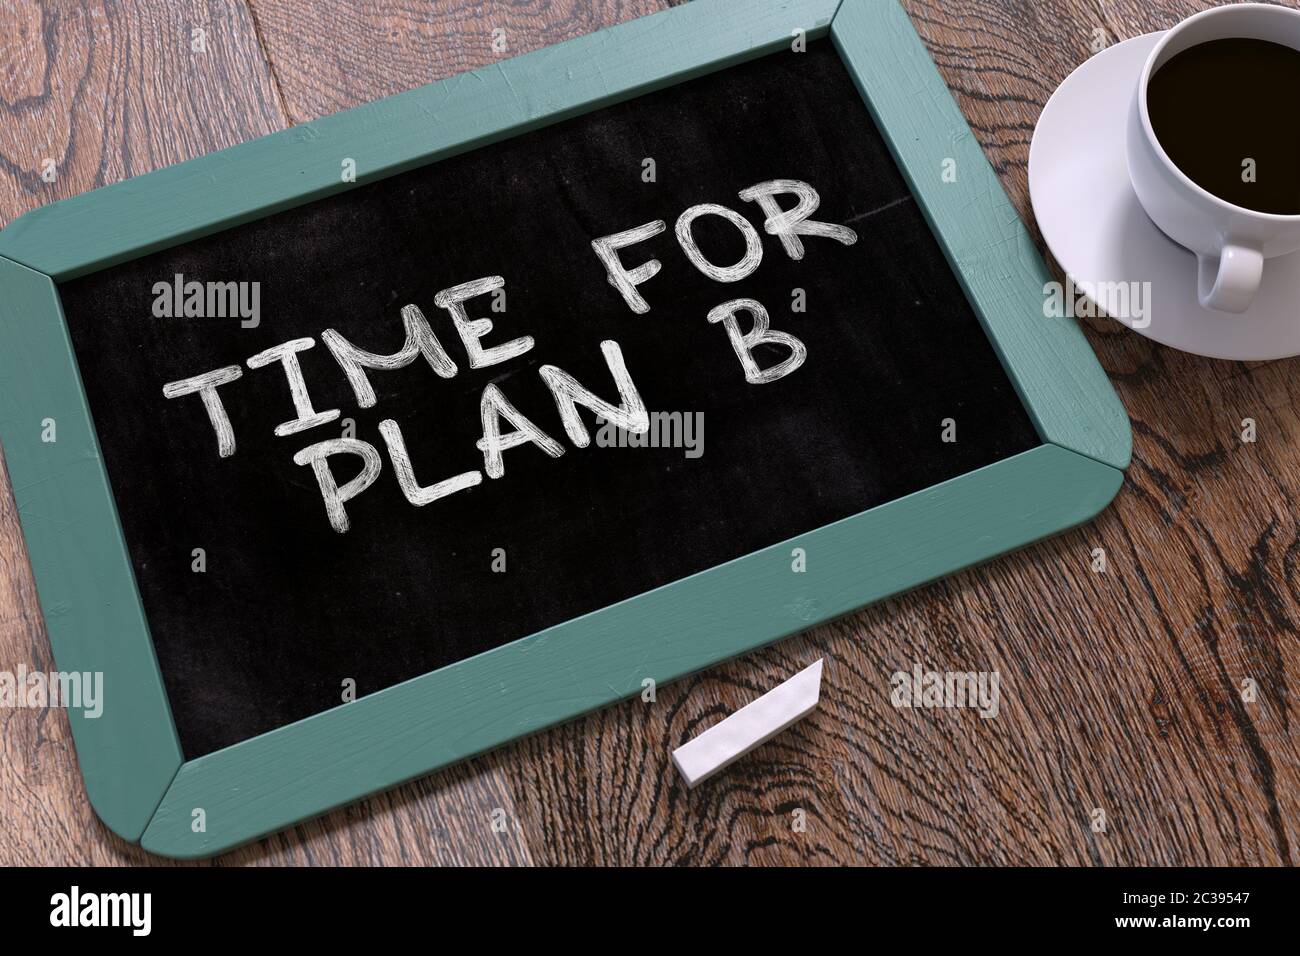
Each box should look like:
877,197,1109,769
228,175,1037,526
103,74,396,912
671,659,823,788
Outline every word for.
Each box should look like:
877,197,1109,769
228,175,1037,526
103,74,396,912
889,663,1000,719
162,179,856,532
0,665,102,718
50,887,151,936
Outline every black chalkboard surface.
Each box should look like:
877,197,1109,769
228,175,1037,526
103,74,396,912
58,41,1039,758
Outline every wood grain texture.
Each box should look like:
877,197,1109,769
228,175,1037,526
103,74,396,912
0,0,285,215
2,0,1297,866
244,0,667,122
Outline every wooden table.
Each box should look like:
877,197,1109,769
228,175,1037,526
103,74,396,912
1,0,1295,866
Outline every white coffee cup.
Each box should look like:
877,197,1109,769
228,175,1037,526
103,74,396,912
1126,3,1300,314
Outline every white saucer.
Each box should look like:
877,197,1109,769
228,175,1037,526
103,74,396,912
1029,32,1300,361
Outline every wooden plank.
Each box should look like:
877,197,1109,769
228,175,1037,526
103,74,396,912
140,445,1120,858
245,0,668,122
0,0,287,221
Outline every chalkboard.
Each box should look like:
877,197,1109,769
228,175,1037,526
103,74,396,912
0,0,1127,854
57,40,1036,757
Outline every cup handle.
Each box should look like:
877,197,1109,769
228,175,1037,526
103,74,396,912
1197,242,1264,314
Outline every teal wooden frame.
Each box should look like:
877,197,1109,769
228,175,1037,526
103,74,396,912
0,0,1129,858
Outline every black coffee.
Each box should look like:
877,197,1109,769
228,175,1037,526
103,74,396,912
1147,37,1300,215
